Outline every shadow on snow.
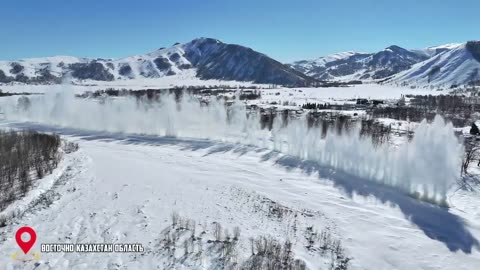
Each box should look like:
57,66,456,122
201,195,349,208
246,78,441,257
272,155,479,254
4,122,479,254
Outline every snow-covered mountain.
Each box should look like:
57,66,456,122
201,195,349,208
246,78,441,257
411,43,463,58
2,38,479,88
0,38,313,86
290,45,429,81
291,41,480,86
389,42,480,86
290,51,359,74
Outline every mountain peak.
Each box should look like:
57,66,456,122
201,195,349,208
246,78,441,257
315,51,359,62
188,37,222,46
390,41,480,85
384,45,408,53
426,43,463,50
0,37,314,86
290,44,429,81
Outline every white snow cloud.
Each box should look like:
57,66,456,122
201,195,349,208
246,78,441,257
0,91,463,203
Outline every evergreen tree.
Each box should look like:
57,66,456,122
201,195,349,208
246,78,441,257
470,123,479,135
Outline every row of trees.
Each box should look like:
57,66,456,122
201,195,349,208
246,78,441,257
0,130,62,211
257,110,391,146
407,94,472,113
238,90,261,100
461,123,480,186
372,106,468,128
370,94,480,128
302,102,333,110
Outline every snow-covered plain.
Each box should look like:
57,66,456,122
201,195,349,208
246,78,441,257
0,82,447,105
0,123,478,270
0,69,262,94
251,84,446,107
0,84,478,269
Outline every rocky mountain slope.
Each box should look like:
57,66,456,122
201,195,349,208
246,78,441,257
2,38,479,87
411,43,463,58
291,41,480,86
390,42,480,86
290,45,429,81
0,38,313,86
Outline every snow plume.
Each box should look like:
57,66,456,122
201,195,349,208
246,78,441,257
0,91,463,204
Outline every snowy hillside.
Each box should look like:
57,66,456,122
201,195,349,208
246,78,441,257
0,38,313,86
290,51,360,74
411,43,464,58
2,39,480,88
291,41,480,87
290,45,428,81
390,42,480,86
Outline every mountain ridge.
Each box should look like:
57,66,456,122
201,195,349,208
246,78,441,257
291,41,480,86
0,37,314,86
1,38,479,87
290,44,429,81
389,42,480,86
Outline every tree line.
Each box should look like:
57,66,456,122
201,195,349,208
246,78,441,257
258,110,391,146
372,94,476,127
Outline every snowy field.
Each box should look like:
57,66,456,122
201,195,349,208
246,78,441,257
0,71,262,94
0,84,478,269
255,84,445,105
0,82,446,98
0,123,478,270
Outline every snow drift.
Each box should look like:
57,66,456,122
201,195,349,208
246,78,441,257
0,91,463,204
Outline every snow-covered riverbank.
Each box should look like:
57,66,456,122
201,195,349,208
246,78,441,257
0,123,477,269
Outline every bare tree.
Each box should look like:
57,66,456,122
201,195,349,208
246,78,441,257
0,130,63,211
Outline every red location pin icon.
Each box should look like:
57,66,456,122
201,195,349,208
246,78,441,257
15,227,37,254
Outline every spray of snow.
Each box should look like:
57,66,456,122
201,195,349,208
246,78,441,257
0,91,463,204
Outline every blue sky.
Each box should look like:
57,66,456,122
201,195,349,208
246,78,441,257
1,0,478,62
